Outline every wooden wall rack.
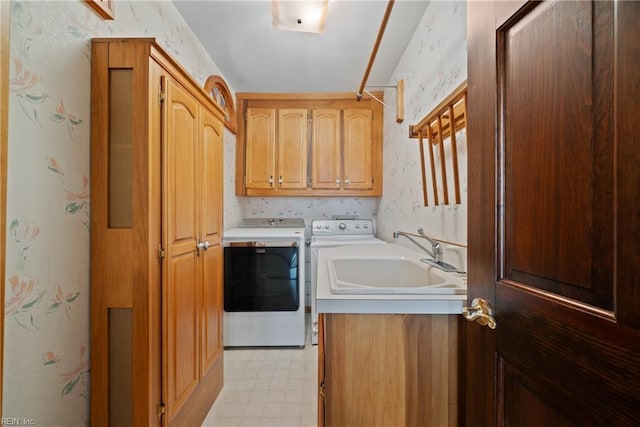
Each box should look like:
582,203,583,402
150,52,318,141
410,81,467,206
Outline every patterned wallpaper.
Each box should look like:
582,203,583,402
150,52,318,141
377,1,468,270
5,1,238,424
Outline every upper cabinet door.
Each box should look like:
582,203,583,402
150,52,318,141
343,109,372,190
277,108,308,189
311,109,341,190
245,108,276,189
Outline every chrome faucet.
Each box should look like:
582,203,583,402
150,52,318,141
393,228,458,273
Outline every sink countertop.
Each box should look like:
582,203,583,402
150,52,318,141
316,243,467,315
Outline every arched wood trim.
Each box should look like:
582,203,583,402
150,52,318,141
204,75,237,134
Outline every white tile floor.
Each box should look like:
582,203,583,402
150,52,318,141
202,320,318,427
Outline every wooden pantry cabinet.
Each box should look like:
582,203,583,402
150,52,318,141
90,38,224,426
236,93,383,197
318,313,465,426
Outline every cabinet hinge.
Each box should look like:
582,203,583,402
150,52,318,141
157,244,165,260
158,76,166,106
157,402,166,420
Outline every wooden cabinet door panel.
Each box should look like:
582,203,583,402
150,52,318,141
167,253,200,416
200,109,222,240
467,1,640,425
165,79,200,421
199,107,223,376
201,243,223,375
277,108,308,189
343,109,372,190
245,108,276,189
312,109,341,190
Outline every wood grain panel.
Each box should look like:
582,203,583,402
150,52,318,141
502,0,612,309
496,283,640,425
323,314,460,426
165,77,201,422
311,109,341,190
245,108,276,189
167,253,200,418
201,243,223,376
343,109,372,190
168,86,198,243
277,109,308,189
200,108,223,241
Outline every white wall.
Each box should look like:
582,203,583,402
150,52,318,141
377,1,467,271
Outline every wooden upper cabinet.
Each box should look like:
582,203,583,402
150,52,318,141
278,109,308,189
343,108,373,190
245,108,276,189
236,93,383,197
312,109,341,190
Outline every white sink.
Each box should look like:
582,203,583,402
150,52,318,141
327,255,466,295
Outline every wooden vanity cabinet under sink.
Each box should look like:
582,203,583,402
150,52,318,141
318,313,465,426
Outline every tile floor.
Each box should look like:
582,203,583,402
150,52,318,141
202,321,318,426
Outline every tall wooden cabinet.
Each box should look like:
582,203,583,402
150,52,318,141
90,38,224,426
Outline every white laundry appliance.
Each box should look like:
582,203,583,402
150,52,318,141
309,219,385,344
223,218,306,347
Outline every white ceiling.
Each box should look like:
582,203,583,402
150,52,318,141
173,0,429,93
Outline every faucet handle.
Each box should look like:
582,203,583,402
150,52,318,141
417,227,424,235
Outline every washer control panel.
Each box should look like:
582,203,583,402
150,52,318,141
311,219,374,235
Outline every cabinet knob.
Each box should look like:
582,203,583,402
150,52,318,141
278,175,283,186
335,178,340,188
268,175,274,187
345,176,350,185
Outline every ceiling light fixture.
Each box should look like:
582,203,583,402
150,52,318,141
272,0,329,34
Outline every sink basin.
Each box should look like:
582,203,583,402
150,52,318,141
327,255,466,295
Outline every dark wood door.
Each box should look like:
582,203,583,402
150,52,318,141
466,1,640,425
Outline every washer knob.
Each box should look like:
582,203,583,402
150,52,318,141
356,224,360,229
339,223,347,230
364,224,369,229
325,225,329,229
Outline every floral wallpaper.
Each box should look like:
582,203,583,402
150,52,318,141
377,1,468,271
5,1,239,424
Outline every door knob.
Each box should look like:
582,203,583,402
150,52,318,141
462,297,496,329
196,240,210,256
